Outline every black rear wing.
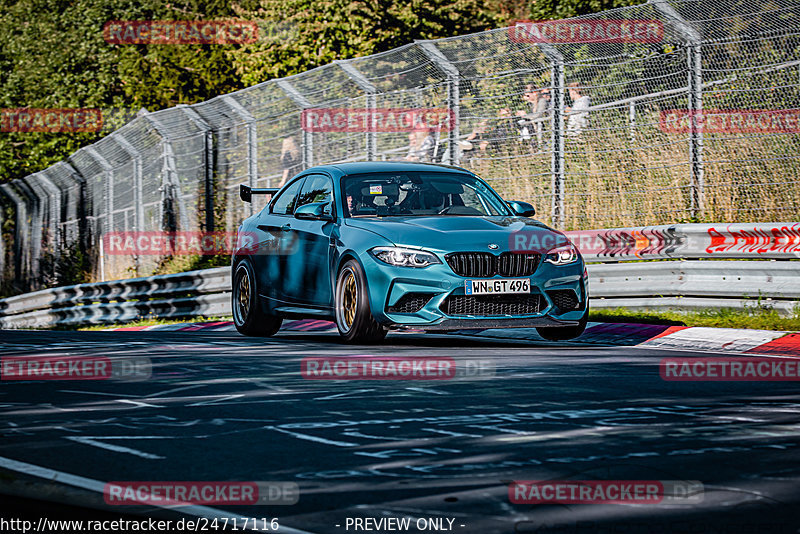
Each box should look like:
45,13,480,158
240,184,279,203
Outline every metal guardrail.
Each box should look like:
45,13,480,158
588,260,800,314
1,252,798,329
0,267,229,329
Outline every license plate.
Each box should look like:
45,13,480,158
464,278,530,295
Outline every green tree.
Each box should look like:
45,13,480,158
525,0,646,21
227,0,501,86
0,0,247,183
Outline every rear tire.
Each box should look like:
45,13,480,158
232,260,282,337
536,306,588,341
334,259,387,343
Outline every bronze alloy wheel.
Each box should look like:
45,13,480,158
232,260,282,337
336,266,358,333
233,263,251,326
334,259,387,343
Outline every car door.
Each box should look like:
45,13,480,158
253,176,305,302
282,173,336,307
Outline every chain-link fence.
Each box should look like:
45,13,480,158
1,0,799,294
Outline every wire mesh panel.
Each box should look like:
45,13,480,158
2,0,800,293
432,30,554,211
43,162,82,249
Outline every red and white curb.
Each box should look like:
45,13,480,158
101,320,800,356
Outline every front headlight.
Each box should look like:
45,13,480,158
544,243,579,265
369,246,442,268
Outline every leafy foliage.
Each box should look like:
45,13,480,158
0,0,647,184
227,0,501,86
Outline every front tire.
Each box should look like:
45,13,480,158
232,260,282,337
334,259,387,343
536,306,588,341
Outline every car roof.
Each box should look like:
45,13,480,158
304,161,473,175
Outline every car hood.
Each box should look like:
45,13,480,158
344,216,566,253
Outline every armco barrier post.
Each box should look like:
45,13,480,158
417,41,460,166
651,0,704,218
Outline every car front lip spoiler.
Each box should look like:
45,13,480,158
391,316,581,331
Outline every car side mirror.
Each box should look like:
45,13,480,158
295,201,333,221
508,201,536,217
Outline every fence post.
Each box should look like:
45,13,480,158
417,41,460,165
142,112,190,232
277,79,314,169
84,147,114,234
113,136,144,276
222,96,260,215
84,147,114,281
538,43,566,229
651,0,704,219
0,183,28,288
0,200,4,285
114,136,144,236
61,162,88,260
16,178,45,287
336,60,378,161
629,101,636,143
32,172,63,282
178,104,216,232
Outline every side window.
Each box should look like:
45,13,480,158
270,178,304,215
296,174,333,212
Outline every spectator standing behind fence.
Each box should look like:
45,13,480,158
516,85,551,148
565,83,591,138
459,109,517,167
279,137,302,187
405,128,435,161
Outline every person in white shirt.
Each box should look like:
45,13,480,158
565,82,591,138
405,128,435,161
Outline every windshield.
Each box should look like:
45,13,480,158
341,171,512,218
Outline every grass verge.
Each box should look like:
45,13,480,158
590,307,800,332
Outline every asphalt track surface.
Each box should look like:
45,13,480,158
1,328,800,533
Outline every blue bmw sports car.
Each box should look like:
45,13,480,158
232,162,588,343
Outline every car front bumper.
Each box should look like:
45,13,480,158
361,254,587,331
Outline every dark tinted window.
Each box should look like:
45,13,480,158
296,174,333,212
270,178,304,215
341,172,512,217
